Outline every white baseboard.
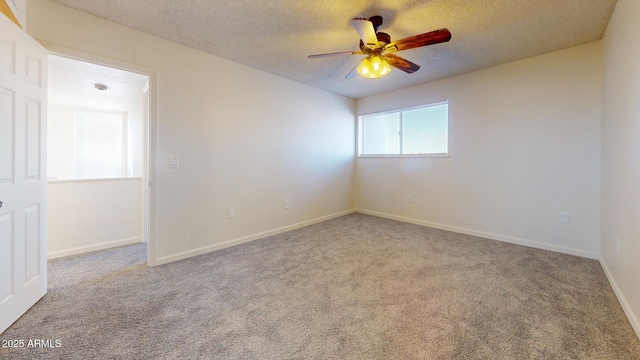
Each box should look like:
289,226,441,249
155,209,355,266
599,258,640,340
355,209,600,260
47,236,142,259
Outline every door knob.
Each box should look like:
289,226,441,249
0,200,3,208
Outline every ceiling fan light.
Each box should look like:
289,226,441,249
358,58,371,76
357,55,391,79
372,57,381,71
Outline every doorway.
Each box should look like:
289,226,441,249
44,48,157,266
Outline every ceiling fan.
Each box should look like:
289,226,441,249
308,15,451,79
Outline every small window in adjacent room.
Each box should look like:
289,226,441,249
359,102,448,156
73,110,127,178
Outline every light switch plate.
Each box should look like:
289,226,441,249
170,156,179,168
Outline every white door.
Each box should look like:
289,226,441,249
0,14,48,333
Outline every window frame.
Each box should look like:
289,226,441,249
72,109,129,179
357,101,449,158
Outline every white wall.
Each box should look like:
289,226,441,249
27,0,355,263
356,42,602,258
601,0,640,337
47,104,74,179
47,178,142,258
129,90,144,177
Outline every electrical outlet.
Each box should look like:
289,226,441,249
228,208,235,219
284,200,290,209
558,212,570,223
407,195,413,203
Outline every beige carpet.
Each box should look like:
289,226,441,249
1,213,639,359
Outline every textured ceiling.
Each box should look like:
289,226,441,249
48,54,148,110
49,0,617,99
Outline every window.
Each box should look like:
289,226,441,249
73,110,127,178
359,102,448,156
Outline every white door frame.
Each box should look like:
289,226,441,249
41,42,158,266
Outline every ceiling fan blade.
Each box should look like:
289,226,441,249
308,51,364,58
351,18,378,49
384,28,451,53
384,54,420,74
346,59,365,79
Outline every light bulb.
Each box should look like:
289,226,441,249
360,58,370,75
372,57,381,71
357,55,391,79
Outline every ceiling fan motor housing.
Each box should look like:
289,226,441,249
360,32,391,51
369,15,383,31
376,32,391,45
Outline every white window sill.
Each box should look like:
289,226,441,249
47,177,142,184
357,154,449,158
